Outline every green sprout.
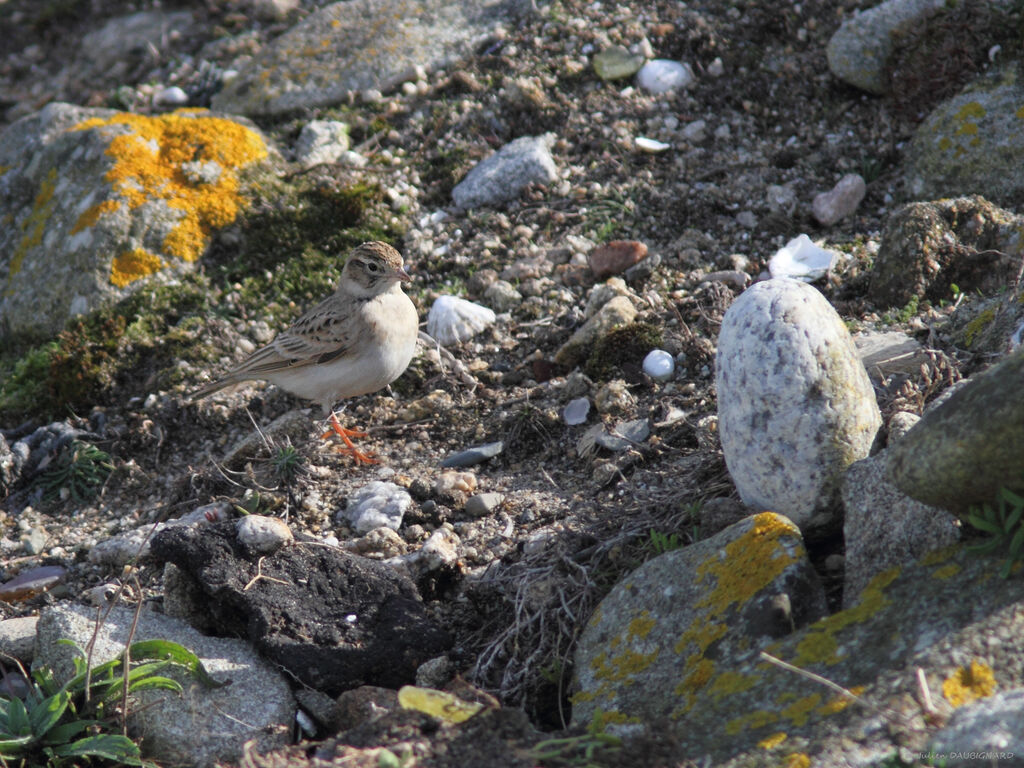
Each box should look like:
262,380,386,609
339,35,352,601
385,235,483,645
647,528,683,556
528,719,623,767
36,441,114,504
271,442,304,483
966,486,1024,579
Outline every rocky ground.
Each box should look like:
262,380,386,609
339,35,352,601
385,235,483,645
0,0,1020,765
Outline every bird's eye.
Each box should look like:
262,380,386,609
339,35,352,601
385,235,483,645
367,261,381,272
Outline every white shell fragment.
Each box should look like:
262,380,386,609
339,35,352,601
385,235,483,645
426,296,497,346
643,349,675,382
637,59,695,93
563,397,591,425
768,234,842,282
635,136,670,153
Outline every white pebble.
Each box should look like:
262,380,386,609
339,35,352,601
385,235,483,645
155,86,188,106
635,136,670,153
637,60,695,93
643,350,675,382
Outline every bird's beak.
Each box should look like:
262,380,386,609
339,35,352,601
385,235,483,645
395,266,412,283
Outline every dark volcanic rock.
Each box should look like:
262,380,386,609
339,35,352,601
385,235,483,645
151,521,451,694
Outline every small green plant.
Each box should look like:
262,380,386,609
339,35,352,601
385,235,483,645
647,528,683,556
528,719,623,767
35,441,114,503
271,442,304,483
966,486,1024,579
883,294,921,325
1,638,221,766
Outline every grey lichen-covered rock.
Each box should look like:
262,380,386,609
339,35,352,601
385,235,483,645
293,119,350,167
887,346,1024,515
452,134,558,209
582,536,1024,765
573,513,828,732
35,603,294,768
554,295,636,368
906,69,1024,207
715,278,881,527
928,688,1024,765
841,452,959,608
825,0,946,95
211,0,511,115
867,196,1024,309
0,102,270,336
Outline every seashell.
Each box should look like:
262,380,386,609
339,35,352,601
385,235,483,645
427,295,496,346
635,136,670,153
643,349,675,382
563,397,591,425
768,234,842,282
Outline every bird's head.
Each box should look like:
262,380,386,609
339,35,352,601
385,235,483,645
339,242,412,298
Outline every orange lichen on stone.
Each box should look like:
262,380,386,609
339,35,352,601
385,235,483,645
672,514,806,714
788,566,900,668
757,732,787,750
942,661,995,708
6,168,58,295
71,111,266,279
627,612,656,640
72,199,120,235
110,248,164,288
818,686,864,715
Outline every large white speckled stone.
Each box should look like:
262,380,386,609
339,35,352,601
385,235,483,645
715,278,881,527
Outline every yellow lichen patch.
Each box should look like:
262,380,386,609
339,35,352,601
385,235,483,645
783,753,811,768
707,669,758,700
789,566,900,668
932,563,961,581
71,111,266,277
590,647,659,682
592,708,639,728
72,199,120,235
0,164,9,176
6,168,58,295
757,732,787,750
954,102,986,120
696,513,803,617
818,686,864,715
942,661,996,708
919,545,958,567
780,693,821,727
628,611,656,640
675,658,715,698
964,307,997,347
725,708,778,736
110,248,164,288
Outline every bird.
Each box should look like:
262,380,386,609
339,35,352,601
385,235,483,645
190,241,419,464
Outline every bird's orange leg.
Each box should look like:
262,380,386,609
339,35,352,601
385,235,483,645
322,412,378,464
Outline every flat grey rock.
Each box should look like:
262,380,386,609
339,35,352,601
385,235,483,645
841,451,959,608
929,688,1024,765
573,512,827,732
35,603,293,768
452,134,558,209
716,278,881,527
212,0,511,115
906,70,1024,208
825,0,946,95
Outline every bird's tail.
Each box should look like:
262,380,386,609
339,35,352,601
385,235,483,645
187,377,236,403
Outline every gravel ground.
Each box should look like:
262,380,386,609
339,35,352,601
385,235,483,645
0,0,988,754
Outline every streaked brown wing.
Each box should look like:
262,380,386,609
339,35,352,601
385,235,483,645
233,295,362,376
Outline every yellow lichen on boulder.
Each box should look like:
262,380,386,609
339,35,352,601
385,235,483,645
110,249,165,289
942,661,995,708
71,110,267,285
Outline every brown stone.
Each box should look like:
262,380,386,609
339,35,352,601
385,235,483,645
589,240,648,279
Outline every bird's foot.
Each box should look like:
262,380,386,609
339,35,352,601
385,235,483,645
322,413,379,464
